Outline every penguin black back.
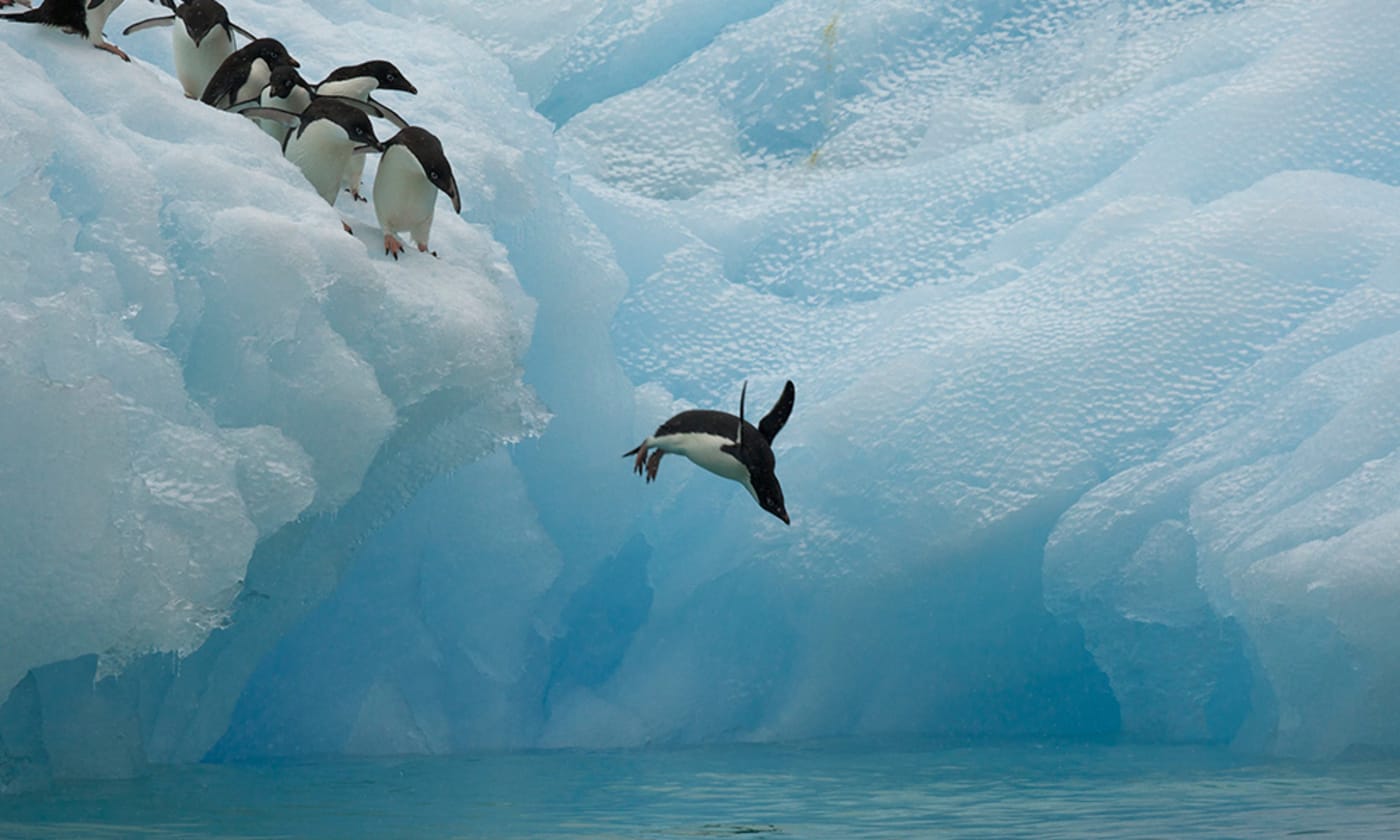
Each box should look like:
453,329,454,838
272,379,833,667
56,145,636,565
200,37,298,107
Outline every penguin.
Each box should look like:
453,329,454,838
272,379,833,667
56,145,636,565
248,98,384,234
199,36,297,109
250,64,312,144
122,0,254,98
313,60,415,201
2,0,130,61
372,126,460,259
625,380,796,524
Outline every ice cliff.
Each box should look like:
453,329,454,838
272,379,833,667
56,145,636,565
2,0,1398,789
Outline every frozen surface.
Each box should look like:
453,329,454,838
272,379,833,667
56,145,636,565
2,0,1399,788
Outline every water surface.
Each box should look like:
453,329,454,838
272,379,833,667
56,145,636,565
2,741,1397,838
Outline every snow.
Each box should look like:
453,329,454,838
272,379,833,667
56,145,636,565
2,0,1399,788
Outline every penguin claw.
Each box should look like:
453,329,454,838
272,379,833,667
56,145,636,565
632,444,648,476
342,221,354,235
384,234,405,260
645,450,663,483
97,42,132,62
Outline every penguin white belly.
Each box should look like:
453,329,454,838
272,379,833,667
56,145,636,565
373,146,437,236
234,58,272,106
259,87,311,143
315,78,377,100
173,25,234,99
654,433,749,483
315,80,377,193
83,0,124,46
285,122,352,205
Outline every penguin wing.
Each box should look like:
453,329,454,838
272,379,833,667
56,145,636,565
200,67,242,106
367,95,410,129
236,106,300,126
758,380,795,444
122,15,176,35
316,94,385,119
228,21,256,41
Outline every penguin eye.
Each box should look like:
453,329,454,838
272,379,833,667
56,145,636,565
429,171,440,181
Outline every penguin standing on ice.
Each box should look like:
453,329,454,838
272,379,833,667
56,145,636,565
248,98,384,231
313,60,415,201
199,36,298,109
373,126,460,259
626,381,796,524
122,0,254,98
2,0,131,61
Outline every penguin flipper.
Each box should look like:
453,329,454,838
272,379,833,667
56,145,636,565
1,7,45,23
758,380,796,444
237,106,300,126
366,95,410,130
122,15,176,36
228,22,257,42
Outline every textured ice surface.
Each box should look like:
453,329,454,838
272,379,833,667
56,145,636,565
3,0,1399,785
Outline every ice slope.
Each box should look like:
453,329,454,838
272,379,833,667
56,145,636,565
0,0,543,785
2,0,1399,786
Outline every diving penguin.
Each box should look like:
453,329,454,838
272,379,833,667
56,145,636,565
625,380,796,524
199,36,297,109
313,60,415,201
122,0,255,98
372,126,460,259
2,0,130,61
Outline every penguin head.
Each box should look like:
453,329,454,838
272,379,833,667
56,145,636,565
749,468,790,525
299,99,384,153
392,127,461,214
266,65,305,99
249,38,299,69
176,0,228,47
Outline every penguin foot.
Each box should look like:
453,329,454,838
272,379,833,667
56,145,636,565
96,42,132,62
348,189,367,203
631,443,648,476
384,234,405,260
645,450,663,483
342,221,354,235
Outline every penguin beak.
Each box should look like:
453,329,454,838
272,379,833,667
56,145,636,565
445,176,461,214
777,510,791,525
352,142,384,154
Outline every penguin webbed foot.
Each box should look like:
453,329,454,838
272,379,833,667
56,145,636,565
348,188,367,203
384,234,405,260
644,450,663,483
96,42,132,62
342,221,354,235
630,444,648,477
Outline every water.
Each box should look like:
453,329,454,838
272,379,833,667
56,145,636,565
2,741,1397,838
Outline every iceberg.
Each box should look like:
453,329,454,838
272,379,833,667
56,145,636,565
2,0,1398,788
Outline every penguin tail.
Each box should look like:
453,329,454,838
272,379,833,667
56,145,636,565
622,444,642,458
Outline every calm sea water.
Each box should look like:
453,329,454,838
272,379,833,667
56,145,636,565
1,741,1397,838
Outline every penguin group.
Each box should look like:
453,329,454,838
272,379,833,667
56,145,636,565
3,0,800,524
3,0,459,259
